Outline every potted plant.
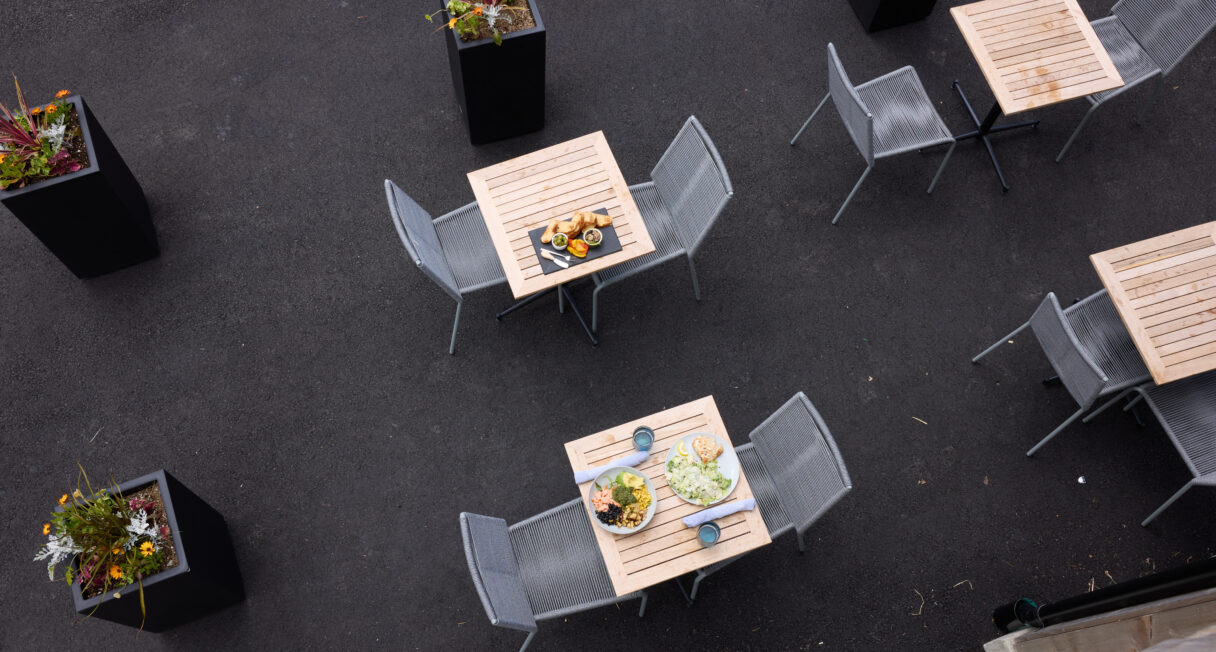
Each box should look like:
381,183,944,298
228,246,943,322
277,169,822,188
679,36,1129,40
34,468,244,632
847,0,937,32
426,0,545,145
0,77,158,278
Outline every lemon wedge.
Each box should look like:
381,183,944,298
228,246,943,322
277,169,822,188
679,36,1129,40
677,441,688,457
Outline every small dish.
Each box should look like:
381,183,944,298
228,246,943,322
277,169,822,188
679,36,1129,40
550,233,568,250
582,227,603,248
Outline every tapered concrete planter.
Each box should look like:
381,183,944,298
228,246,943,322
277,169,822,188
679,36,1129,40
0,96,157,278
70,470,244,632
443,0,545,145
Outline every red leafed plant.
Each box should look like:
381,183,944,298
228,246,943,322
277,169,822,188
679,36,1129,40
0,76,84,190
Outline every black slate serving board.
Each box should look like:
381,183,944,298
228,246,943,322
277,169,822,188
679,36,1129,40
528,208,623,275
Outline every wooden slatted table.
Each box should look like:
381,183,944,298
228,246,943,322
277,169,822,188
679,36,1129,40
1092,222,1216,385
564,396,771,596
950,0,1124,190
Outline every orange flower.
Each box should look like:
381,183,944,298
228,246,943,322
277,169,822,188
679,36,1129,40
473,6,484,14
56,89,70,98
448,17,457,28
112,548,122,556
46,105,57,114
109,565,123,580
30,107,41,115
42,523,50,535
58,494,68,505
0,154,6,164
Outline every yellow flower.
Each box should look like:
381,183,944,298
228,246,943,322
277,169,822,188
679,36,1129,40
72,489,83,499
46,105,57,114
140,541,155,557
0,154,6,163
58,494,68,505
30,107,41,115
112,548,122,556
448,17,457,28
42,523,50,535
473,6,484,14
109,565,123,580
56,89,70,98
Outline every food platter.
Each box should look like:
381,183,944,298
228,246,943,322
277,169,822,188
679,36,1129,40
663,432,739,506
588,466,657,535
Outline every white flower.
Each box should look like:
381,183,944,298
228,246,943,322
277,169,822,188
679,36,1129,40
123,509,160,549
40,124,66,152
34,533,81,581
482,3,507,29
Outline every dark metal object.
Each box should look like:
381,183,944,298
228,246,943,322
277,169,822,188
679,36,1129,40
951,82,1040,192
0,96,158,278
69,470,244,631
848,0,937,32
993,556,1216,634
443,0,545,145
496,285,598,345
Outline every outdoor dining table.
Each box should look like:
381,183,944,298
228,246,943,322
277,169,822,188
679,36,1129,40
1092,222,1216,385
563,395,772,597
950,0,1124,190
466,131,656,345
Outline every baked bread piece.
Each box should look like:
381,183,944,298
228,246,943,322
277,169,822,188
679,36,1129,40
595,213,613,227
692,435,723,463
555,219,582,236
540,220,558,244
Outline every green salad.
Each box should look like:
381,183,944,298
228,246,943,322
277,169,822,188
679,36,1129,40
666,455,732,505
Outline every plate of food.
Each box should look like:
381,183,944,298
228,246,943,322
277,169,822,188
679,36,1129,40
588,467,657,534
664,432,739,506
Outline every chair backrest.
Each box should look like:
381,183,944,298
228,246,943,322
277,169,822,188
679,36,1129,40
749,392,852,537
459,512,538,633
650,115,734,255
384,179,462,302
1113,0,1216,75
1028,293,1108,409
826,43,875,165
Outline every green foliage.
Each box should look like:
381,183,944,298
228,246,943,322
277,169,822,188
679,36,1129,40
0,77,81,190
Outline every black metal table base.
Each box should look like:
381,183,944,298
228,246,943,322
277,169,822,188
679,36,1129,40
952,81,1039,192
496,285,598,345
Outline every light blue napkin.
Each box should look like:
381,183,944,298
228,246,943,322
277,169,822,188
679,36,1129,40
574,450,649,484
682,497,755,528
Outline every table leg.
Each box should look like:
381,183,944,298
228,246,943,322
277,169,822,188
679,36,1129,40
496,285,598,346
496,288,555,320
951,81,1039,193
560,284,598,346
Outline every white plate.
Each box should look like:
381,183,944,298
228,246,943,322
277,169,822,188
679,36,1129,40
587,467,657,535
663,432,739,506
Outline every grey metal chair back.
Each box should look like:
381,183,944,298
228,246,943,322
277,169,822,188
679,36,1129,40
460,513,537,635
749,392,852,544
826,43,875,166
1112,0,1216,75
650,115,734,256
384,180,461,302
1028,293,1107,411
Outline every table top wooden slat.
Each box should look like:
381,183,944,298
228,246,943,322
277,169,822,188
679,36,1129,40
563,396,771,596
467,131,655,299
952,0,1123,115
1092,222,1216,385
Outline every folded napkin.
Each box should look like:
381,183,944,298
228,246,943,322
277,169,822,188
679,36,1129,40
574,450,649,484
682,498,755,528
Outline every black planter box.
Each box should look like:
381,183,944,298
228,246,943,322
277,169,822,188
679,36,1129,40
70,470,244,632
444,0,545,145
0,95,157,278
848,0,937,32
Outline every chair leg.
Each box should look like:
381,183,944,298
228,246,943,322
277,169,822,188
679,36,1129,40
1026,407,1086,457
687,256,701,301
1082,387,1138,423
518,631,536,652
557,286,564,313
688,571,706,603
591,284,602,333
449,301,463,355
832,165,872,225
927,141,957,194
1055,102,1100,163
1142,480,1195,527
1123,393,1146,412
790,93,831,146
796,530,806,554
637,591,649,617
972,321,1031,363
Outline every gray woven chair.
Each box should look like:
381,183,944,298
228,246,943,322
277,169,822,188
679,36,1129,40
460,499,648,652
589,115,732,333
1122,371,1216,526
681,392,852,602
1056,0,1216,161
972,290,1152,457
384,179,506,354
790,43,956,225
